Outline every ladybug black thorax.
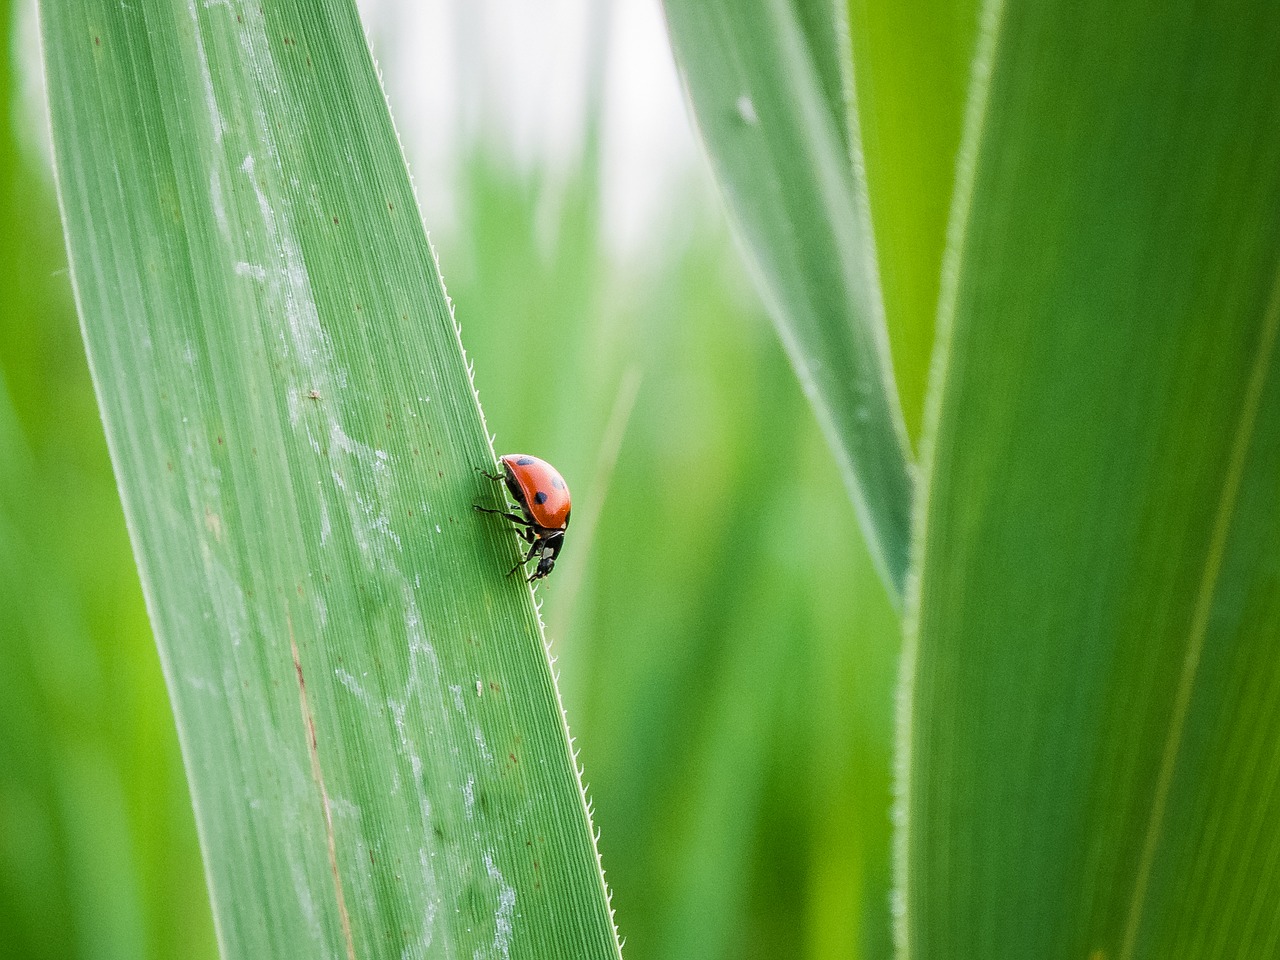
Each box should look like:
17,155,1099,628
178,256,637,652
531,531,564,580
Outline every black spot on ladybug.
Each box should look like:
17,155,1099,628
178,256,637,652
534,491,548,505
516,456,535,465
551,476,565,490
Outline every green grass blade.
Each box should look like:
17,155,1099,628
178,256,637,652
40,2,620,957
661,0,913,598
904,1,1280,956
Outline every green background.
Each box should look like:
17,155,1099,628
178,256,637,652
13,0,1279,957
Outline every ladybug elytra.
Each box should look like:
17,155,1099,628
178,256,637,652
475,454,571,582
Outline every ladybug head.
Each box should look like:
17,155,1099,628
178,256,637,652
529,531,565,582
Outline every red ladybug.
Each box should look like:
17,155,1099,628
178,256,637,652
475,454,571,582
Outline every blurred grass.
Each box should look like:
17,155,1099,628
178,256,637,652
844,0,976,445
437,148,901,960
0,1,215,956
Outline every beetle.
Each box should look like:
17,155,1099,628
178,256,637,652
474,454,571,582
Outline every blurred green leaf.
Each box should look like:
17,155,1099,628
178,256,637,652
904,2,1280,956
661,0,914,599
528,218,901,960
0,0,215,954
842,0,977,444
41,2,619,957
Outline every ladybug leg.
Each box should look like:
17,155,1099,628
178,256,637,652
507,539,540,578
474,465,506,483
473,503,533,527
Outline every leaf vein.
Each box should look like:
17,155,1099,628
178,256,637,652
1118,261,1280,960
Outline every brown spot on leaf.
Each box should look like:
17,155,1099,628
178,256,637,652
289,617,356,960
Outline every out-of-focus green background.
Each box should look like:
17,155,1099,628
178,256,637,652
0,1,900,958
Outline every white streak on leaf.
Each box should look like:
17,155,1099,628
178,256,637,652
209,167,228,238
186,1,225,145
472,725,494,765
481,853,516,960
449,684,465,715
335,668,369,703
463,775,475,820
234,261,267,281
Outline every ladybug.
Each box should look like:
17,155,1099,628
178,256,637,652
475,454,571,582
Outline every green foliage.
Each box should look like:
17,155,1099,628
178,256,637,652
666,0,1280,956
904,2,1280,956
39,1,618,958
21,0,1280,958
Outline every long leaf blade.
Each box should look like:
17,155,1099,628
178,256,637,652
904,1,1280,956
41,2,620,957
661,0,913,598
